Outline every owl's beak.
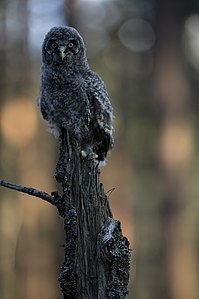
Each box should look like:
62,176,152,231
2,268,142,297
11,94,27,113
58,46,67,60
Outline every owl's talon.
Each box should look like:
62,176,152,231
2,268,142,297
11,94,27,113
81,150,87,158
92,153,98,159
81,150,98,161
87,152,98,161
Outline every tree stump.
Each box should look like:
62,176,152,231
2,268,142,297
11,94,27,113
55,129,131,299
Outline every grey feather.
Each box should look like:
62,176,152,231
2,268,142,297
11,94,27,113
39,26,114,162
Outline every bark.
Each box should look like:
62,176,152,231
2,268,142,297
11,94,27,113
55,129,131,299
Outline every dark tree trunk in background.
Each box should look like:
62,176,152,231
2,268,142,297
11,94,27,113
55,130,131,299
153,1,193,299
63,0,76,27
134,1,196,299
12,0,31,95
0,0,6,102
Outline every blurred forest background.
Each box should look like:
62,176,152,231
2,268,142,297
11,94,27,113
0,0,199,298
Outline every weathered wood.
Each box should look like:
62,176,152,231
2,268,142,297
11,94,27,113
56,129,131,299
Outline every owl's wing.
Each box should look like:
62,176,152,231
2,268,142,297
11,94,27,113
37,95,49,121
87,72,114,161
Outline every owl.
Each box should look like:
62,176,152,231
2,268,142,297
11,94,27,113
38,26,113,163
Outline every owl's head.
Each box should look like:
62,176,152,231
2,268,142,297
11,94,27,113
42,26,87,68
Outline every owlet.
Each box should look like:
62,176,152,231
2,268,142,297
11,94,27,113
38,26,114,163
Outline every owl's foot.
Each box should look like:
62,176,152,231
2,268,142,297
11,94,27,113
81,149,98,161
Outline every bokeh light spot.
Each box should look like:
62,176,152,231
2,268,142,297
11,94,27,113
118,18,155,52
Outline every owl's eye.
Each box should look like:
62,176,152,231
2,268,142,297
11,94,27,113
68,42,74,48
51,42,58,49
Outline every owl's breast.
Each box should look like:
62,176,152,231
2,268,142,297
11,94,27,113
47,83,90,128
41,70,93,140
